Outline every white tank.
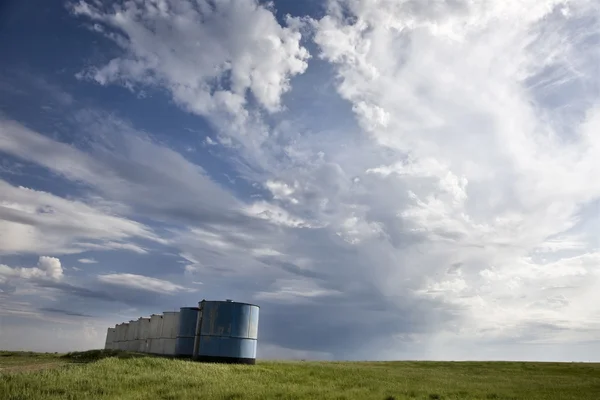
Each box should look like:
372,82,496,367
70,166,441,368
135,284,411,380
134,318,149,352
163,338,177,356
104,327,116,350
149,314,163,339
160,312,180,339
119,323,129,348
110,327,117,349
115,323,122,343
138,318,151,340
150,338,165,354
127,320,137,341
127,320,138,351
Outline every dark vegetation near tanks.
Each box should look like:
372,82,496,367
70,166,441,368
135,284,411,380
2,350,600,399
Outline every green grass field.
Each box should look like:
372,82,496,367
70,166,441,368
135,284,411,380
1,350,599,399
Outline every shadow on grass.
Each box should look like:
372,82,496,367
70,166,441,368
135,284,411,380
60,349,152,364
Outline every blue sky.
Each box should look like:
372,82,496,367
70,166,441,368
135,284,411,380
1,0,600,361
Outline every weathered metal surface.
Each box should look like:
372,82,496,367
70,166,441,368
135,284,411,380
139,339,151,353
104,327,116,350
161,312,180,339
248,305,259,340
138,318,151,341
196,301,260,362
197,336,257,359
176,337,196,356
115,323,124,343
149,337,164,354
110,327,117,349
127,320,137,342
163,338,177,355
177,308,199,338
149,314,163,339
200,302,259,338
176,307,199,356
104,301,259,361
121,323,130,344
200,301,232,336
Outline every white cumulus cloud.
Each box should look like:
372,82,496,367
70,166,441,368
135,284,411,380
69,0,310,118
0,256,64,282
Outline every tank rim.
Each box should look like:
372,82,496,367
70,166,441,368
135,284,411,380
199,300,260,308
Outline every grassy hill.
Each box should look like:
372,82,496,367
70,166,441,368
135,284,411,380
1,350,599,399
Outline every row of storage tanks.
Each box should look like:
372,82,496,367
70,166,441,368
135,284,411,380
104,300,260,364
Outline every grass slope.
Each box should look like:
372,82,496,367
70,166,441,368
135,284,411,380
1,350,599,400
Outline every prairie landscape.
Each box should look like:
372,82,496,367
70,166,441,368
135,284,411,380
2,350,599,400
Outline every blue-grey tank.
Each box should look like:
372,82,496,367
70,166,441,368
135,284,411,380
196,300,259,364
175,307,199,357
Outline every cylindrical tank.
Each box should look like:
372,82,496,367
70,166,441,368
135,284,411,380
127,320,138,351
161,312,180,339
149,314,163,339
138,318,151,353
176,307,199,357
161,311,180,356
149,314,163,354
150,337,164,354
110,327,117,349
119,323,129,350
163,338,177,355
194,300,259,364
104,327,116,350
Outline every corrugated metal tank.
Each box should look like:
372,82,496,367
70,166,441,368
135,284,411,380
138,318,151,353
160,312,179,338
119,323,129,350
163,338,177,355
175,307,199,357
195,300,259,364
104,327,116,350
150,337,165,355
110,327,116,349
161,311,180,355
127,320,138,351
148,314,163,354
114,324,121,343
149,314,163,338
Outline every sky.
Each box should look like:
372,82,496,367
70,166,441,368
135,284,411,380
0,0,600,362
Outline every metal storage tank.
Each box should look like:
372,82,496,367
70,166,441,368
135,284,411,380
107,327,116,350
194,300,259,364
104,327,110,350
118,323,128,350
175,307,199,357
114,324,120,344
150,337,165,355
149,314,163,339
148,314,163,354
163,338,177,355
114,324,121,350
127,320,138,351
161,311,180,339
138,317,151,353
161,311,180,356
121,323,129,351
104,327,113,350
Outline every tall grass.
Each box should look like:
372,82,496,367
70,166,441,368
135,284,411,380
1,351,599,399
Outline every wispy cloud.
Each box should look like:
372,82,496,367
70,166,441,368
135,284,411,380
77,258,98,264
0,176,157,255
40,307,93,318
97,273,193,295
